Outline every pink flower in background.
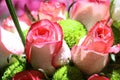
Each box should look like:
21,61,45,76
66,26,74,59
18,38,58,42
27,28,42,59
50,0,73,9
12,70,45,80
71,20,114,74
88,74,110,80
0,0,72,18
0,0,43,18
38,1,67,22
25,19,71,75
0,0,9,17
69,0,110,30
2,15,31,33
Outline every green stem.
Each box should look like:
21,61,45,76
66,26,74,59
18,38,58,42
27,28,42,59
5,0,25,46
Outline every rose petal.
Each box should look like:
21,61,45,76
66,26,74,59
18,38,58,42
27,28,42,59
71,45,109,74
1,27,24,54
52,40,71,67
38,1,66,22
81,20,114,53
109,44,120,54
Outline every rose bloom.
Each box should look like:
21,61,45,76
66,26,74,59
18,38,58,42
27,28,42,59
16,1,67,23
69,0,110,30
38,1,67,22
12,70,45,80
0,14,30,68
88,74,110,80
71,20,114,74
25,19,71,75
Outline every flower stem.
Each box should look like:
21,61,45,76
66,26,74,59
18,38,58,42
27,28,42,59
5,0,25,46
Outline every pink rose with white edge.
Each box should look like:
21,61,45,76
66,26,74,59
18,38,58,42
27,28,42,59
69,0,110,30
25,19,71,75
0,15,30,68
71,20,114,74
38,1,67,22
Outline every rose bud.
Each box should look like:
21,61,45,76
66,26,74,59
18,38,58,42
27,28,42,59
12,70,45,80
38,1,67,22
69,0,110,30
71,20,114,74
25,19,71,75
88,74,110,80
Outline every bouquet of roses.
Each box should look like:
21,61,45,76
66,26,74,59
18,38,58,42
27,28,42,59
0,0,120,80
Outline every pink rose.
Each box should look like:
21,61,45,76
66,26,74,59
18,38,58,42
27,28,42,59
12,70,45,80
0,15,30,68
69,0,110,30
38,1,67,22
71,20,114,74
0,26,24,68
2,16,31,33
25,19,71,75
88,74,110,80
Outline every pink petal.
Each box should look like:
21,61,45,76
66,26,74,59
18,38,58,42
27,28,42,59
0,27,11,68
70,0,110,30
1,27,24,54
81,20,114,54
2,16,30,33
38,1,66,22
109,44,120,54
0,26,24,68
30,43,58,74
0,0,9,16
71,45,109,74
52,40,71,68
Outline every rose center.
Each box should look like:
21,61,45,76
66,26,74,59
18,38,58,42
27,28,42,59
96,28,103,38
96,27,109,40
37,28,49,35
